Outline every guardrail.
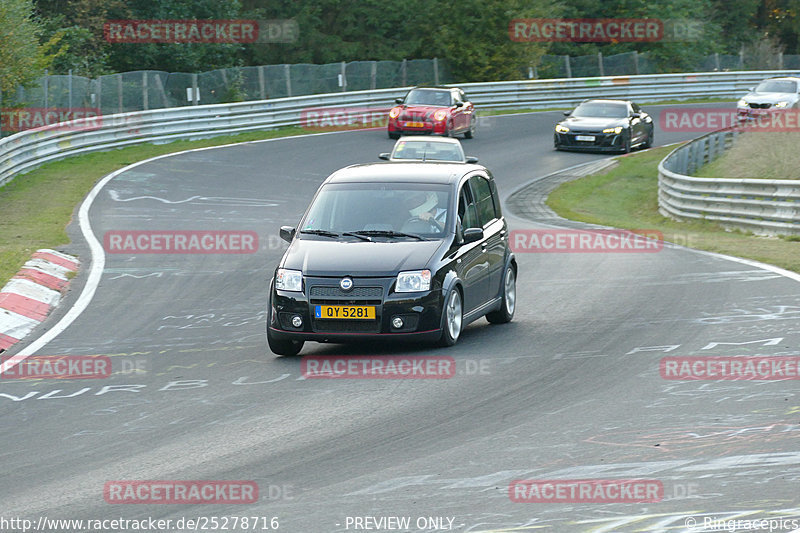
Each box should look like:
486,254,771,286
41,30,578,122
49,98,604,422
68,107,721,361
658,128,800,236
2,69,798,188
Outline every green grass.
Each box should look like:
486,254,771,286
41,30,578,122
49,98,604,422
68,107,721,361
547,145,800,273
0,126,308,285
697,131,800,180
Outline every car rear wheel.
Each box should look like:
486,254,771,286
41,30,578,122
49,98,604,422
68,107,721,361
438,288,463,347
487,266,516,324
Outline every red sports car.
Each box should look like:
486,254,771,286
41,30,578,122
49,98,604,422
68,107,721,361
387,87,477,139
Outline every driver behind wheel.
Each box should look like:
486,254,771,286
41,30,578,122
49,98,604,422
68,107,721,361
407,192,446,231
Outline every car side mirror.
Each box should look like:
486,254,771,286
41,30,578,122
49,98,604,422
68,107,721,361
563,111,571,116
279,225,296,243
631,112,641,118
395,98,403,104
379,153,390,160
466,156,479,164
463,227,483,244
454,101,464,108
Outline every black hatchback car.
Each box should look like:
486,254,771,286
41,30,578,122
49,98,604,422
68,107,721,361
267,163,517,356
554,99,653,153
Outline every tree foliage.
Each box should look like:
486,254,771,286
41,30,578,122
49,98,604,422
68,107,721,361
0,0,62,101
23,0,800,83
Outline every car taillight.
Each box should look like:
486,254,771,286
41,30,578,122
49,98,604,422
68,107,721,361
433,110,448,121
389,106,402,118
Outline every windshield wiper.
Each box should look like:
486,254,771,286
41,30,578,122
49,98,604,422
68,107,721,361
300,229,339,238
300,229,372,242
341,232,372,242
353,230,427,241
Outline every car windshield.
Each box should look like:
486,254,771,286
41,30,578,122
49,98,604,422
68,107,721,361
571,102,629,118
391,140,465,162
755,80,798,93
300,182,452,237
404,89,452,106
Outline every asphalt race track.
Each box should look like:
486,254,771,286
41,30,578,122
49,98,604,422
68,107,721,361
2,104,800,533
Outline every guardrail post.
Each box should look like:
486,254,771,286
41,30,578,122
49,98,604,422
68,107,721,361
708,132,717,162
714,53,720,71
340,61,347,92
68,69,73,112
633,51,639,75
564,55,571,78
284,64,292,97
371,61,377,90
598,52,604,76
738,45,744,70
96,77,102,114
192,73,199,105
433,58,439,85
117,73,123,113
154,74,168,108
143,71,149,111
402,59,407,86
778,51,784,69
43,69,48,108
258,66,266,100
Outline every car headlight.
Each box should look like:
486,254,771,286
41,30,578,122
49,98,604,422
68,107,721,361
395,270,431,292
775,101,789,108
555,124,569,133
737,99,747,108
389,106,402,118
275,268,303,292
602,126,624,134
433,109,448,121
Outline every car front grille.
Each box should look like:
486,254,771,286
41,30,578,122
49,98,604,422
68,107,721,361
749,103,772,109
309,286,383,299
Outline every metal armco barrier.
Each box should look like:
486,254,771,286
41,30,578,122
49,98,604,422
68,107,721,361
2,69,799,188
658,128,800,236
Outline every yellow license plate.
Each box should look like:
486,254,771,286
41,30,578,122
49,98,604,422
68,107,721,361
405,121,425,128
315,305,376,320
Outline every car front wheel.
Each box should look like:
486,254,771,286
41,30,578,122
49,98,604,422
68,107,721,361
267,326,304,357
438,288,463,347
621,131,632,153
487,266,516,324
464,116,476,139
643,127,654,148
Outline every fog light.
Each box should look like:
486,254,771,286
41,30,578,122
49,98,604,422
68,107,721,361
292,315,303,328
392,316,404,329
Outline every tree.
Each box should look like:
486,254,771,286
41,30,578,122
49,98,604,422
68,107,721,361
0,0,61,103
414,0,562,82
104,0,243,72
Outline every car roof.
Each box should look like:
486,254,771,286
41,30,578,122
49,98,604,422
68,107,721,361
394,135,462,146
325,162,485,185
580,99,632,105
759,77,800,82
410,85,454,90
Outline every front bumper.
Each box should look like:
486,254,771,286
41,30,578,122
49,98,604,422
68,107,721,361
737,105,775,119
554,131,626,151
388,118,447,135
269,275,444,343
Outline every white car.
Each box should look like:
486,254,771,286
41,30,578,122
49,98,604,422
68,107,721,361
737,77,800,119
379,136,478,163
